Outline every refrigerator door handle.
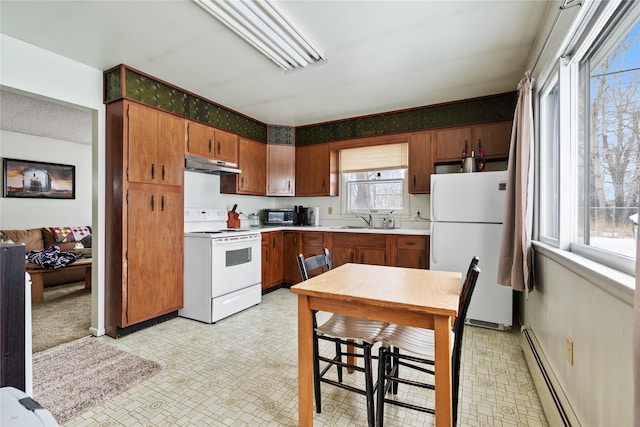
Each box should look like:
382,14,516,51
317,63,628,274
430,222,437,264
431,180,438,221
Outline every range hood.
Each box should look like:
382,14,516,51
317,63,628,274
184,155,242,175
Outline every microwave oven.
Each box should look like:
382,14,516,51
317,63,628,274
262,209,294,225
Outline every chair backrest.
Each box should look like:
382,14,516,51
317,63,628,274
451,264,480,426
297,248,332,281
453,256,479,331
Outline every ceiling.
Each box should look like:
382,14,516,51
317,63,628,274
0,0,553,144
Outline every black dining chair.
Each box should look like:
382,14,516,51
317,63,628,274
375,260,481,426
297,249,386,427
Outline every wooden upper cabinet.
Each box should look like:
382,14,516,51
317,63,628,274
267,144,295,196
295,144,338,196
408,132,433,194
473,121,512,160
127,102,183,187
435,121,512,164
185,120,238,164
435,127,472,164
220,137,266,195
185,120,212,158
213,128,239,164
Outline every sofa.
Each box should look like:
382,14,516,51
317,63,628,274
0,226,92,287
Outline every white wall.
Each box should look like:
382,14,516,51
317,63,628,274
185,171,431,230
524,250,633,425
184,171,275,227
0,131,91,229
0,34,106,336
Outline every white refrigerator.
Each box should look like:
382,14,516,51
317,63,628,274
430,170,512,330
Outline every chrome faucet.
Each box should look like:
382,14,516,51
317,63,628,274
359,214,373,227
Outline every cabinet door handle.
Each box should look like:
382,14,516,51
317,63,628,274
288,180,291,191
151,163,155,180
241,176,245,188
186,123,190,151
407,241,416,246
151,195,155,211
322,179,326,188
208,139,212,153
217,141,221,154
294,237,297,245
273,238,276,249
413,175,416,188
162,165,166,181
266,250,269,262
161,195,165,211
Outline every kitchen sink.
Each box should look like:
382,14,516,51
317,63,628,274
333,225,373,229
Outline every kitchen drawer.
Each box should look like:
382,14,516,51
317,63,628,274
396,235,426,250
331,233,386,248
301,232,324,245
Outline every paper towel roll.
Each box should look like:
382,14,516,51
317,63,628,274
314,207,320,226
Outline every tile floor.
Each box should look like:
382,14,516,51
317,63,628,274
63,289,548,426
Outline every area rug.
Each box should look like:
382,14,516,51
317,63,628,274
33,337,162,423
32,281,91,353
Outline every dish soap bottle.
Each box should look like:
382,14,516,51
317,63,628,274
388,211,395,229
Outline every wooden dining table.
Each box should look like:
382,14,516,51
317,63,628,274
290,262,462,427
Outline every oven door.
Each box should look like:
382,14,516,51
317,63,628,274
210,234,261,298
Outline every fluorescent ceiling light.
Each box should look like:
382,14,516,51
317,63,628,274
193,0,326,70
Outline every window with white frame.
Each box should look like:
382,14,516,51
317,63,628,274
539,75,560,243
574,9,639,272
340,143,408,213
537,1,639,276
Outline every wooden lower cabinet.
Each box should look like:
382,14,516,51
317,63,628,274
301,231,326,277
330,232,387,267
261,231,283,291
118,186,184,329
277,231,430,289
393,235,430,269
283,231,302,284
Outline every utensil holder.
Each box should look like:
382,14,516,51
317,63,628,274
227,212,240,228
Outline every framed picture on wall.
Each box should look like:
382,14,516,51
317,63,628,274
2,158,76,199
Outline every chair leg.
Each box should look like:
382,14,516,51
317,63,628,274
452,358,460,427
313,331,322,413
391,347,399,394
335,341,343,383
364,344,375,427
376,345,387,427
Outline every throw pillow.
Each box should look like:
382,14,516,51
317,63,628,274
52,226,75,243
71,226,92,241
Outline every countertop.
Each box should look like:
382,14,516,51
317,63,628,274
246,225,430,235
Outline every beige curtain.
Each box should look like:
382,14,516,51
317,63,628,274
497,71,534,295
635,202,640,427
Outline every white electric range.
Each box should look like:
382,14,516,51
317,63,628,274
179,208,261,323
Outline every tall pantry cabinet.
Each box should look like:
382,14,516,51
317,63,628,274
105,100,184,337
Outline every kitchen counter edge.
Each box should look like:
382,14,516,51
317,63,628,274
251,225,430,235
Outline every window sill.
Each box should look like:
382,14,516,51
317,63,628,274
532,241,635,306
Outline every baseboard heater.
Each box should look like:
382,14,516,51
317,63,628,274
520,326,581,427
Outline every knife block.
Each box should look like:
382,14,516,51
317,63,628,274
227,212,240,228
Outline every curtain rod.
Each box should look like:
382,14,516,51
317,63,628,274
530,0,582,76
